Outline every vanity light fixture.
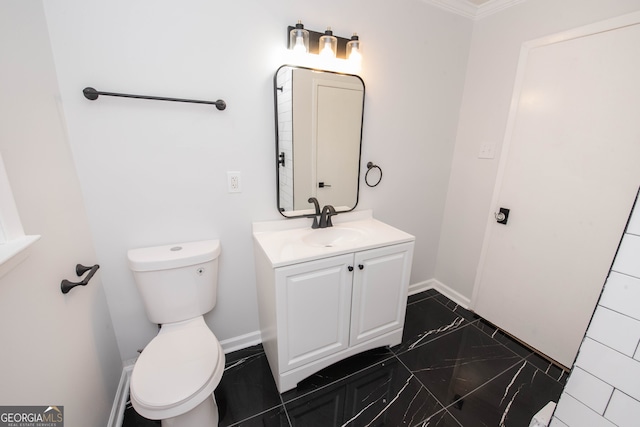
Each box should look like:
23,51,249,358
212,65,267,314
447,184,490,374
289,21,310,54
287,22,361,62
319,27,337,58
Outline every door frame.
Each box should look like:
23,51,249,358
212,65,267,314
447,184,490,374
471,10,640,309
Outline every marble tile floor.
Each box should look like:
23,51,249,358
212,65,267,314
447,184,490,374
122,289,566,427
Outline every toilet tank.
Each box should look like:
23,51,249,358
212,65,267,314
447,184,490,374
127,240,221,324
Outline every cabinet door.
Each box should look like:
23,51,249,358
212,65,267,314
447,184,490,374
350,243,414,346
276,253,354,372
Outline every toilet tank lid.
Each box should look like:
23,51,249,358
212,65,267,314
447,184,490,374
128,239,220,272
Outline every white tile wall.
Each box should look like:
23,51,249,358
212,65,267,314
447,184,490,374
627,205,640,236
562,367,613,415
586,307,640,357
612,234,640,278
575,338,640,401
553,194,640,427
599,272,640,322
605,390,640,427
549,418,569,427
554,394,616,427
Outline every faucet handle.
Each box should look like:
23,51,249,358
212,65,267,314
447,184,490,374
326,209,336,227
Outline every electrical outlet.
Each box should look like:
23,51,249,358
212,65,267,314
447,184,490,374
227,171,241,193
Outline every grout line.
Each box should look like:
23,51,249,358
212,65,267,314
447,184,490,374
440,357,530,412
392,350,468,427
406,291,438,306
226,403,286,427
471,318,569,383
442,407,465,427
489,334,566,384
280,389,293,427
471,319,527,358
392,353,449,416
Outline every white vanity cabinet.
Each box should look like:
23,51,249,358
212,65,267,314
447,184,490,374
253,213,415,393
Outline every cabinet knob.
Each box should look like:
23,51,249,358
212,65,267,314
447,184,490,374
348,266,354,272
358,264,364,270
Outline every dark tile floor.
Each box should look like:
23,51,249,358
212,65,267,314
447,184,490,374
123,289,566,426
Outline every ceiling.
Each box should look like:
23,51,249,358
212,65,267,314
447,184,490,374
423,0,526,20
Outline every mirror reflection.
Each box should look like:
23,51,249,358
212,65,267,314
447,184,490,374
275,65,365,218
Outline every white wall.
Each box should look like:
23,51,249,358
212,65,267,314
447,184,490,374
435,0,640,299
0,1,122,425
552,194,640,426
42,0,473,361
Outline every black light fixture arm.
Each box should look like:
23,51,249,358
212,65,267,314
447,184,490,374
82,87,226,111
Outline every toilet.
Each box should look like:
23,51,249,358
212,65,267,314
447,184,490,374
127,239,225,426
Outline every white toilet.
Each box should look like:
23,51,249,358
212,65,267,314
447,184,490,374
127,239,225,426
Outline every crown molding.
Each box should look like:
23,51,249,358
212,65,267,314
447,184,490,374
424,0,478,19
423,0,526,20
476,0,527,19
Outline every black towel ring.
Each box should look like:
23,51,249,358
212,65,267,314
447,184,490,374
365,162,382,187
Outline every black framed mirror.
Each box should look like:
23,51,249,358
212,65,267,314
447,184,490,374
274,65,365,218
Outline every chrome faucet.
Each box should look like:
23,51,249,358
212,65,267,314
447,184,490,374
307,197,321,229
319,205,337,228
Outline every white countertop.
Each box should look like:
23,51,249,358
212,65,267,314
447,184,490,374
253,210,415,268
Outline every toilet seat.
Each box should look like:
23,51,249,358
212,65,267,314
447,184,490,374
130,316,225,420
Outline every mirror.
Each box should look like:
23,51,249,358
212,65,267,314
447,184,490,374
274,65,365,218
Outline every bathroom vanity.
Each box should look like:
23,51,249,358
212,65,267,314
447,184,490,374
253,210,414,392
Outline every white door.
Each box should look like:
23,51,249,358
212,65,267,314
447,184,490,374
314,80,363,210
473,17,640,367
350,243,413,346
0,2,121,425
276,253,354,372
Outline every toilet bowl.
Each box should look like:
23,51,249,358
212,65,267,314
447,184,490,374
127,240,224,426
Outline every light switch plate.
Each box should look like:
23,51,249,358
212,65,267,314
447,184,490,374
478,142,496,159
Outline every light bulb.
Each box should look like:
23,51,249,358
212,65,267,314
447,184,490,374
349,47,361,62
320,40,334,57
289,21,309,54
293,33,307,53
347,33,361,63
319,27,337,58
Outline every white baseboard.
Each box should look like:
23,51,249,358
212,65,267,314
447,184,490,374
408,279,432,296
409,278,471,309
107,363,133,427
219,330,262,354
429,279,471,309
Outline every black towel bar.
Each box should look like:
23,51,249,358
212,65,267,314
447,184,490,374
82,87,226,111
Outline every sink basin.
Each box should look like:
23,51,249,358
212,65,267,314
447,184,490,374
253,211,416,267
302,227,367,248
